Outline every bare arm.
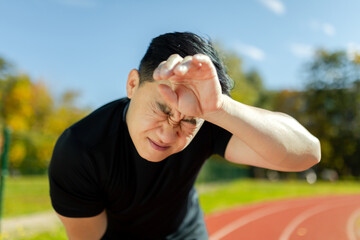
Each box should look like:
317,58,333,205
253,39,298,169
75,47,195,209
57,210,107,240
207,96,321,172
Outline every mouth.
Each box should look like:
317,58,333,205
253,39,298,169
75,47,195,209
148,138,170,151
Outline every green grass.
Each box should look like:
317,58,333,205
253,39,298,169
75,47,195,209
0,226,67,240
18,226,67,240
197,179,360,214
3,176,52,218
2,176,360,239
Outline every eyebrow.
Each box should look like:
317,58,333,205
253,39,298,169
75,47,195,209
156,102,171,115
155,101,198,126
182,118,198,125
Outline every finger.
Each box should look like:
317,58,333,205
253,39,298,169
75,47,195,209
193,54,211,65
193,54,218,77
174,56,194,76
153,61,166,80
159,54,183,79
157,84,178,110
193,54,215,71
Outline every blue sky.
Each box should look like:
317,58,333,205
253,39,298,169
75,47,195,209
1,0,360,108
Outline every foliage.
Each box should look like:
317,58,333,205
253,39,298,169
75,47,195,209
0,56,90,174
303,50,360,176
272,49,360,176
197,156,251,183
216,46,270,108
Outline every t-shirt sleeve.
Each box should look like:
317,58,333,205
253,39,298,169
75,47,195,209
48,128,104,218
209,122,233,157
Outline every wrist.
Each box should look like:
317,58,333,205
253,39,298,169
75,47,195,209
203,94,231,123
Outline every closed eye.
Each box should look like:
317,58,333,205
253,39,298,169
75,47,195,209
156,102,171,115
155,101,198,127
182,118,197,126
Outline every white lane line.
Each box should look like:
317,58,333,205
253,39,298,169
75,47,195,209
206,202,266,220
347,208,360,240
279,199,356,240
209,204,294,240
208,197,332,240
209,195,359,240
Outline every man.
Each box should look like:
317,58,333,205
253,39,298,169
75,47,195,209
49,32,321,239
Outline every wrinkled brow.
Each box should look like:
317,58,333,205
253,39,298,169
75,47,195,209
156,102,171,114
156,101,198,126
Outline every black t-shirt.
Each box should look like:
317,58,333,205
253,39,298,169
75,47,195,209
49,98,232,239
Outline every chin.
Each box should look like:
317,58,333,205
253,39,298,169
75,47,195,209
144,157,166,162
138,150,169,162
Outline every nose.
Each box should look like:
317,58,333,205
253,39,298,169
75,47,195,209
156,122,179,144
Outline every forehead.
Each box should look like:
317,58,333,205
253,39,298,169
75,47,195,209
140,82,166,105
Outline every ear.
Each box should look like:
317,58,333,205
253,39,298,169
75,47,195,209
126,69,140,99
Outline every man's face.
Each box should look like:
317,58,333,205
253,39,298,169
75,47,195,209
126,70,204,162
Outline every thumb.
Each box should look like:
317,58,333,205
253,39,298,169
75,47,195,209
157,84,178,110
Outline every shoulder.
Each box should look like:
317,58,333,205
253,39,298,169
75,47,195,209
66,97,130,148
50,97,130,185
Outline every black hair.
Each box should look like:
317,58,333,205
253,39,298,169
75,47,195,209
138,32,233,96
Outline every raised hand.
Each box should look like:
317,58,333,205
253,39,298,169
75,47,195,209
152,54,224,118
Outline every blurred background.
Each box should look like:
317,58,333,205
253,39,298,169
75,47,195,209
0,0,360,239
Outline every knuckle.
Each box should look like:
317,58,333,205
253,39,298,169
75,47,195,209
195,53,209,61
183,56,193,62
170,53,182,60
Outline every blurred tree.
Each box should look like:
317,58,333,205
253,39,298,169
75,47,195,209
0,56,90,174
222,52,265,106
2,74,34,131
30,81,54,131
214,43,272,108
46,90,90,136
272,90,312,127
0,56,13,79
301,49,360,176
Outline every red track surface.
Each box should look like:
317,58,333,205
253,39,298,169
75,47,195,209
205,194,360,240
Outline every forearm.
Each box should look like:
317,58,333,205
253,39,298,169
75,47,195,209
204,95,321,168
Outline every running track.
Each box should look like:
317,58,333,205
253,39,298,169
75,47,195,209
205,194,360,240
